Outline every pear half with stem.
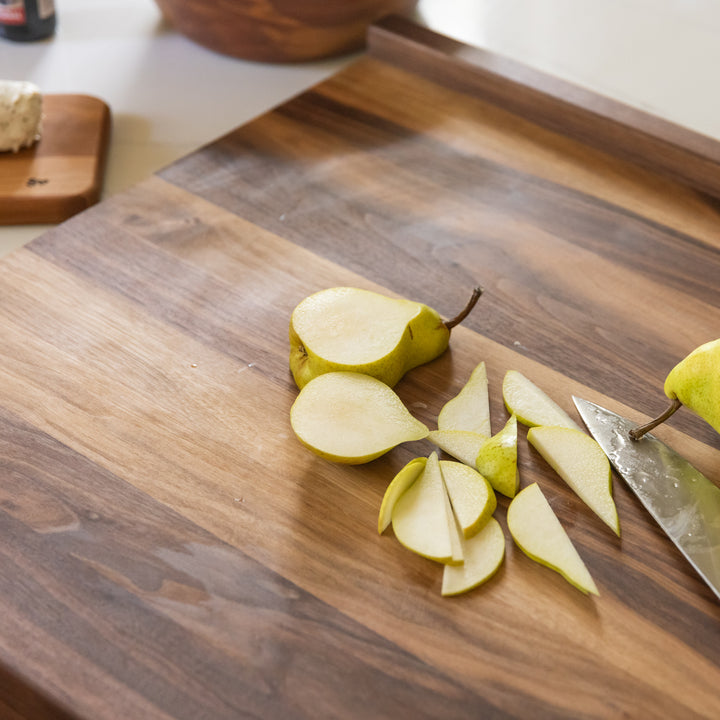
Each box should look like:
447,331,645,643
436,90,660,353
441,517,505,597
475,414,520,498
290,372,428,464
289,286,483,389
630,338,720,440
527,426,620,535
440,460,496,538
391,452,456,563
502,370,580,430
438,361,491,437
508,483,598,595
378,457,427,534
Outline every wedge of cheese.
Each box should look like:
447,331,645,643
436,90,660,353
0,80,42,152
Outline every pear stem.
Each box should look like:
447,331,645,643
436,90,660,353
629,398,682,440
444,286,484,330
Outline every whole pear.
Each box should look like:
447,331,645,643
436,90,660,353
630,338,720,440
289,286,482,389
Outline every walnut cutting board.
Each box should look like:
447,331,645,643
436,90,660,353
0,17,718,720
0,94,110,225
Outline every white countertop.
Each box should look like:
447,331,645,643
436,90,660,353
2,0,720,256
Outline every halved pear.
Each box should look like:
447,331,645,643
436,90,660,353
290,372,428,464
289,286,482,389
502,370,580,429
440,460,496,538
378,457,427,534
527,426,620,535
441,518,505,596
438,361,491,437
428,429,488,467
391,452,455,563
507,483,598,595
475,415,520,498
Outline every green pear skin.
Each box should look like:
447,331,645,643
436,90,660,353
664,338,720,434
631,338,720,439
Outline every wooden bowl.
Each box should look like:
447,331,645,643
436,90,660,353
153,0,420,62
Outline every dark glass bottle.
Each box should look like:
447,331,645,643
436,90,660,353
0,0,56,42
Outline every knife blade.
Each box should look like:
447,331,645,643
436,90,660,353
573,396,720,601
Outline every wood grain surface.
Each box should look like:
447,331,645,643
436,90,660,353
0,94,111,225
0,18,718,720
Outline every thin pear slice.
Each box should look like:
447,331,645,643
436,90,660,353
438,361,491,436
508,483,598,595
290,372,428,464
502,370,580,430
442,518,505,596
378,457,427,534
391,452,454,563
527,426,620,535
428,429,488,467
440,460,496,538
475,415,520,498
443,483,465,565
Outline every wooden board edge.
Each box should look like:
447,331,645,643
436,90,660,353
0,94,112,226
367,15,720,200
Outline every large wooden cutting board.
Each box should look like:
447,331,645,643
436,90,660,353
0,16,718,720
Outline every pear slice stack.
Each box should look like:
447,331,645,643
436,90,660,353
382,451,503,594
290,372,428,464
391,452,457,563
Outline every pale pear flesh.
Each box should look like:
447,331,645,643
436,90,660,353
475,414,520,498
391,452,454,563
443,482,465,565
290,372,429,464
289,287,449,389
438,361,491,437
440,460,496,538
507,483,599,595
428,429,488,467
502,370,580,430
441,517,505,596
527,426,620,536
378,457,427,534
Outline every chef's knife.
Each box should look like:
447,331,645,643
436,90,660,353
573,396,720,601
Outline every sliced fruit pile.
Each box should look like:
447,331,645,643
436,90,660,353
286,286,620,599
378,363,616,597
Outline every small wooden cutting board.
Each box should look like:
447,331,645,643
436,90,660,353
0,93,111,225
